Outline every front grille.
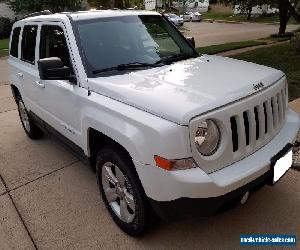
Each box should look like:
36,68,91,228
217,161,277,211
189,77,287,174
229,86,286,154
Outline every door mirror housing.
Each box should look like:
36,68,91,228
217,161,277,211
38,57,71,81
186,36,195,48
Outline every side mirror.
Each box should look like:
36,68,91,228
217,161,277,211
38,57,71,81
186,36,195,48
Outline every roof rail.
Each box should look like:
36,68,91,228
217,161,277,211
22,10,52,19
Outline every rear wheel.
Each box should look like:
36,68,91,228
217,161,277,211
96,145,151,236
17,98,43,139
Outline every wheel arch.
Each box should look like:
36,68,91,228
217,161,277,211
86,127,142,171
10,84,20,102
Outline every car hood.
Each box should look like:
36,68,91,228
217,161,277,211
88,55,284,125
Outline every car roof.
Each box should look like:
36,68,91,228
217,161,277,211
16,10,160,24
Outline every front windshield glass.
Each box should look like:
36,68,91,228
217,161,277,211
74,15,197,76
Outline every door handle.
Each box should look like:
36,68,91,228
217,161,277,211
35,81,45,88
17,72,23,78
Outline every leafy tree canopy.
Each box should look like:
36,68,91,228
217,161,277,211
88,0,144,9
8,0,82,14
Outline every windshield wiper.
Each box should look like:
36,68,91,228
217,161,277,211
156,53,197,65
93,61,164,75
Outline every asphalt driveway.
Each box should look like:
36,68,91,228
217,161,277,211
183,22,299,47
0,57,300,249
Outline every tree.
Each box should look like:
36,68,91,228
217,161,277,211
88,0,110,8
88,0,144,9
277,0,300,34
278,0,290,34
8,0,82,14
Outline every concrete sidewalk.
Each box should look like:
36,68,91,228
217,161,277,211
0,58,10,86
289,98,300,114
0,61,299,249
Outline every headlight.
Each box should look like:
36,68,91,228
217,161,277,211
195,120,220,156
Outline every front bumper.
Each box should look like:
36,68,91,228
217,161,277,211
134,108,299,211
149,170,271,220
174,21,184,26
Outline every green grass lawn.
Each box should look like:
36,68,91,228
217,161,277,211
231,43,300,101
0,49,8,57
202,11,296,24
0,38,9,57
0,38,9,50
197,40,266,55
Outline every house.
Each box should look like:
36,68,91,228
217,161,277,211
145,0,209,13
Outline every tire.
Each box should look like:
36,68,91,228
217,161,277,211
17,97,43,140
95,145,151,236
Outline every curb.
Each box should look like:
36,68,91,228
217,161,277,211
217,40,289,57
203,19,241,24
203,19,283,25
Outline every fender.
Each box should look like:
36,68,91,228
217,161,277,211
81,96,192,165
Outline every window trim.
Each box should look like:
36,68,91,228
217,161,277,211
9,26,21,58
38,22,78,85
20,24,38,65
39,24,70,65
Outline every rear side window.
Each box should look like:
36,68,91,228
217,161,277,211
21,25,38,64
10,27,21,58
40,25,71,67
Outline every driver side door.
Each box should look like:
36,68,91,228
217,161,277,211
36,23,81,143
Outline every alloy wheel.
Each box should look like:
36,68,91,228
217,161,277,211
102,162,136,223
18,100,30,133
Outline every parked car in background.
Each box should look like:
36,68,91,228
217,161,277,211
181,12,202,22
165,13,184,26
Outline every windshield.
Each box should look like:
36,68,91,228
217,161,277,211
74,15,197,77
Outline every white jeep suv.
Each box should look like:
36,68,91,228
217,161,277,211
8,10,300,236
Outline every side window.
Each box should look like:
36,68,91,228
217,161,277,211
10,27,21,58
21,25,38,64
40,25,71,67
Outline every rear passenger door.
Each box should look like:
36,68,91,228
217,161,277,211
8,26,22,91
18,24,43,117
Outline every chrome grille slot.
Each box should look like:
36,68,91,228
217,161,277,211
230,87,286,155
263,102,268,134
230,116,238,152
254,106,260,140
281,88,286,120
271,96,279,128
243,111,250,146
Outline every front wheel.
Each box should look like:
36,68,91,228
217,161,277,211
96,145,151,236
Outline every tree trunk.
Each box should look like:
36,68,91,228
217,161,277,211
278,0,290,35
110,0,115,8
247,5,252,20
